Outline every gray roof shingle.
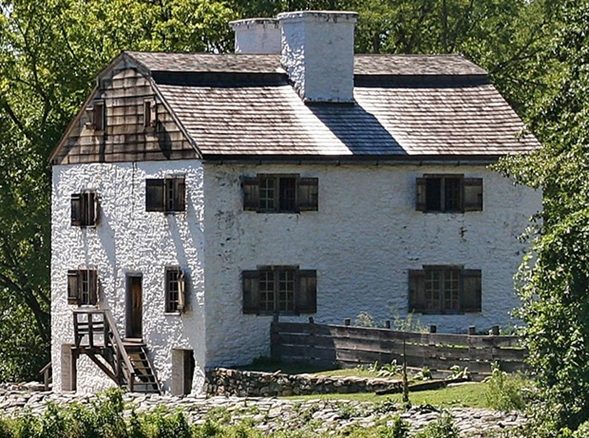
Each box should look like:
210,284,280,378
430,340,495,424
126,51,539,159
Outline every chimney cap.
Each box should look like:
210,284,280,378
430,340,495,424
277,10,358,23
229,18,279,30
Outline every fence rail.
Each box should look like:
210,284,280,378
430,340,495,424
271,322,526,376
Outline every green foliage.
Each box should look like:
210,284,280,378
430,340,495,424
355,311,376,328
483,364,530,411
414,412,459,438
497,0,589,430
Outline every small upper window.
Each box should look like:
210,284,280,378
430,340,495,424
165,267,187,313
86,100,105,131
71,191,98,227
146,176,186,213
67,269,98,306
143,99,157,129
416,175,482,212
242,174,318,213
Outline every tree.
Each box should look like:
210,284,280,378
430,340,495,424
497,0,589,429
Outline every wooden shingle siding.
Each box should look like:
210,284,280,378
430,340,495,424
52,67,197,165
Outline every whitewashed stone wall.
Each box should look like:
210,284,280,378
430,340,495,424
202,163,541,368
51,160,206,393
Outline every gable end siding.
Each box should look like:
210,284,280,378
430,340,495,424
52,67,198,165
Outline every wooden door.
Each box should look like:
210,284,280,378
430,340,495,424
126,275,143,339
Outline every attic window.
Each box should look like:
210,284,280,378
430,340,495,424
86,100,105,131
143,99,157,128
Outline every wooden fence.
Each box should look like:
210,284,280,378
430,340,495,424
271,321,526,377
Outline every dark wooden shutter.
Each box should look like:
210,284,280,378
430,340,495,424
242,177,260,211
178,270,187,312
67,270,80,305
464,178,483,211
143,100,153,128
83,192,97,226
296,270,317,314
146,179,165,211
174,177,186,211
71,194,82,227
408,270,426,312
94,101,105,131
297,178,319,211
242,270,260,314
416,178,426,211
88,270,98,305
462,269,482,312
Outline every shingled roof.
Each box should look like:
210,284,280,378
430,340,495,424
122,51,538,160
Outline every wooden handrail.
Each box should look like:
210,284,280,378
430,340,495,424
102,309,136,391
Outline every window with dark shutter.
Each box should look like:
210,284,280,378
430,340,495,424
143,99,157,128
463,178,483,211
296,270,317,314
408,267,482,314
416,175,481,213
462,269,482,312
242,270,260,314
87,100,105,131
71,192,98,227
146,177,185,213
242,174,319,213
67,269,98,306
165,267,186,313
242,266,317,315
297,178,319,211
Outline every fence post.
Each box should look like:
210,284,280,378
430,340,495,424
385,320,391,329
490,325,500,336
344,318,351,326
468,326,476,336
270,320,280,361
429,325,437,334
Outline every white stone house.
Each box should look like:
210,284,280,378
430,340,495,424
50,11,541,394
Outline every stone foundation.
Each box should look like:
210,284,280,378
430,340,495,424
204,368,403,397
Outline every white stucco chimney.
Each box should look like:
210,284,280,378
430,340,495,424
229,18,281,54
277,11,358,103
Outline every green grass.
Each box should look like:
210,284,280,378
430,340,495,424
282,382,490,409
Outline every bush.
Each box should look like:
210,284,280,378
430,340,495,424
484,364,529,411
414,412,459,438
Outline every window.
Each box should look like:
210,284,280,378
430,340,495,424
146,177,186,213
416,175,482,212
71,192,98,227
67,269,98,305
242,174,318,212
408,267,481,314
85,100,105,131
143,99,157,128
242,267,317,315
165,267,187,313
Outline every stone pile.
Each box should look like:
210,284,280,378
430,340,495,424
204,367,403,397
0,388,526,437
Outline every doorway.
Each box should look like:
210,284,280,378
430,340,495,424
126,274,143,339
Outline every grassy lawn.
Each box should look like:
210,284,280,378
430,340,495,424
282,382,490,409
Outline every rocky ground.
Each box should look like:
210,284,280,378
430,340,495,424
0,384,525,437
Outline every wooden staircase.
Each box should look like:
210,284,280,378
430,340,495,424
73,309,161,393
